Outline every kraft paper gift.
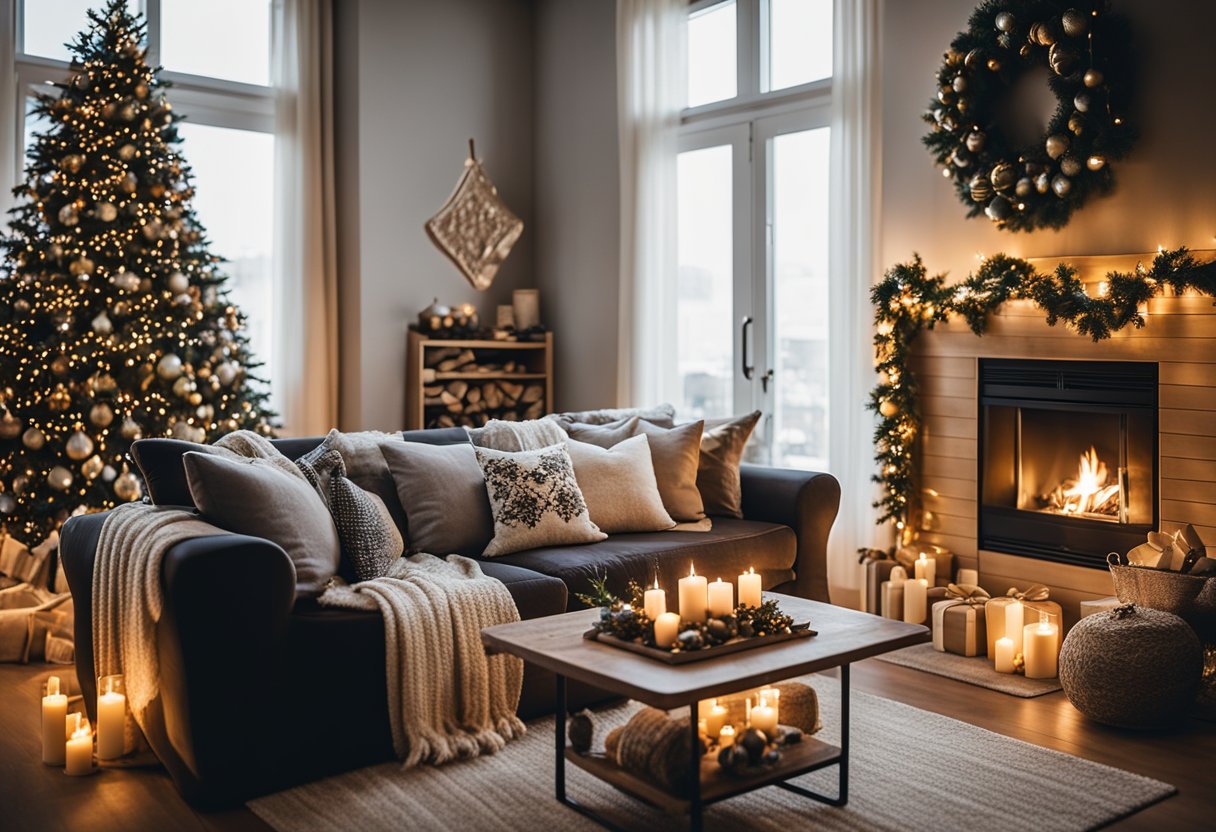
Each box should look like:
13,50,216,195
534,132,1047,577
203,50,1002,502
931,584,990,656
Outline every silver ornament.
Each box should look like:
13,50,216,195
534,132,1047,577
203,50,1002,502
1074,92,1091,112
167,271,189,293
0,493,14,514
995,11,1015,32
22,427,45,449
157,353,183,380
966,131,985,152
1035,172,1052,193
952,75,967,93
91,312,113,335
1045,134,1070,159
120,417,142,440
1051,174,1072,197
102,465,117,482
170,421,196,441
216,362,239,386
66,430,95,461
58,204,79,226
985,195,1013,222
48,465,74,491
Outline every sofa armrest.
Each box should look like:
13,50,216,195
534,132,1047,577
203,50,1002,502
738,464,840,602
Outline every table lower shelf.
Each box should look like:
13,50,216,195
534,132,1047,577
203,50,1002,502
565,736,841,815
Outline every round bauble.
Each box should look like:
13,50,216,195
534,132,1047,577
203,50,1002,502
167,271,189,293
985,195,1013,222
1035,172,1052,193
51,354,71,376
0,493,14,514
89,402,114,427
47,466,73,491
91,312,113,335
1015,177,1035,198
964,48,984,69
113,470,142,501
216,362,239,387
1045,134,1070,159
937,88,954,106
14,299,29,314
1083,68,1104,88
70,256,95,278
986,57,1001,72
110,271,140,292
172,376,194,398
952,75,967,94
990,161,1017,191
1061,8,1089,38
61,154,84,173
95,202,117,222
1051,174,1072,197
1029,20,1057,46
66,430,94,461
994,11,1015,32
12,475,28,495
157,353,183,380
48,243,63,261
1068,112,1085,135
1087,155,1107,171
0,412,21,439
120,172,138,193
119,103,136,121
965,131,985,152
58,204,79,226
91,373,117,394
171,421,195,441
1060,155,1083,177
1074,92,1092,112
82,455,104,480
188,392,203,406
149,183,166,199
969,174,993,204
196,404,214,422
102,465,117,483
120,417,142,440
134,82,149,99
879,400,898,418
118,143,136,160
949,147,972,169
1048,43,1079,76
22,427,45,449
48,386,72,412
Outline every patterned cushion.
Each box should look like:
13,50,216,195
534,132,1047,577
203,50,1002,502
297,443,403,582
474,443,606,557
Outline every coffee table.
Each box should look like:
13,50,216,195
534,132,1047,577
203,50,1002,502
481,592,929,831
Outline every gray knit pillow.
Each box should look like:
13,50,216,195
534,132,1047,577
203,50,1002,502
297,445,403,582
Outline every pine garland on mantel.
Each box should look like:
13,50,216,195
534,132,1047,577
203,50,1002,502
869,247,1216,543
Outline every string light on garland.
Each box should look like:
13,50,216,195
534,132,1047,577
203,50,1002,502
923,0,1137,232
869,247,1216,542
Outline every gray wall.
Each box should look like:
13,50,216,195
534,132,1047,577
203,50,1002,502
880,0,1216,278
335,0,536,430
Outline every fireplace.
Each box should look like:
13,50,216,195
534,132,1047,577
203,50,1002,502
977,359,1158,568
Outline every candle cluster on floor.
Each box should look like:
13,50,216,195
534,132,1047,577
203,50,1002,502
698,688,802,774
39,672,130,776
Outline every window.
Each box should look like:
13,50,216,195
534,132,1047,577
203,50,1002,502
677,0,832,468
11,0,277,400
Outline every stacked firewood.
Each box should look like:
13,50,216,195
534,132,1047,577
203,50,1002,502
421,347,545,428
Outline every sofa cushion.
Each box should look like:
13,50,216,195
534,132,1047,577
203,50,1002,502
564,435,674,534
698,410,761,518
381,441,494,556
487,518,796,610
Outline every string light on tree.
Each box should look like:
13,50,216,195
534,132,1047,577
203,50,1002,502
0,0,273,546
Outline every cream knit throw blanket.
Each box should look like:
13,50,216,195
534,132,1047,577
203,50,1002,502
318,554,525,767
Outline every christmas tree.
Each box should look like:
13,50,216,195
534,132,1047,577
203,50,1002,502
0,0,273,546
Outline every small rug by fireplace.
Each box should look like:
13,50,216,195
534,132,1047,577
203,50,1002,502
874,643,1063,698
247,676,1170,832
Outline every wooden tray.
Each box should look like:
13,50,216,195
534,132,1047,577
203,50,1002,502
583,622,816,665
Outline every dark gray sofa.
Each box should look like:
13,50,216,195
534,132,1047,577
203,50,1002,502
59,427,839,807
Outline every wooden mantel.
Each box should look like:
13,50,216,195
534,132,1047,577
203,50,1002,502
910,250,1216,626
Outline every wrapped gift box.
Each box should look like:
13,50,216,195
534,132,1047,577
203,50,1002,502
985,588,1063,656
896,544,956,588
932,598,987,656
863,559,897,615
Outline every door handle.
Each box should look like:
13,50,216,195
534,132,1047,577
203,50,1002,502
741,316,755,380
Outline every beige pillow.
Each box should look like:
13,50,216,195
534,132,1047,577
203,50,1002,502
698,411,761,518
380,441,494,556
564,417,705,522
182,452,342,598
474,444,607,557
565,435,675,534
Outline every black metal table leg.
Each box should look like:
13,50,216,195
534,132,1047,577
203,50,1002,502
776,663,850,807
555,674,567,802
689,704,703,832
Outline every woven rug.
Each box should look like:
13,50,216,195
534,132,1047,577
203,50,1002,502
874,644,1063,698
247,676,1171,832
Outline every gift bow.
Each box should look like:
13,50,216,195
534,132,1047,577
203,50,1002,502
945,583,990,607
1005,584,1050,602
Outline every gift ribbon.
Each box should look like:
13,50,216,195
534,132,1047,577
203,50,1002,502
1005,584,1050,602
945,583,990,607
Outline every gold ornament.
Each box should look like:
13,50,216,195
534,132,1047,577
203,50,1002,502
82,455,105,480
990,162,1017,191
1051,174,1072,197
196,404,214,421
120,173,138,193
0,411,21,439
66,430,94,461
879,400,898,418
964,48,984,69
1061,8,1088,38
120,417,142,440
1060,155,1083,177
95,202,117,222
996,32,1012,50
995,11,1015,32
47,466,74,492
986,57,1001,72
51,355,70,376
985,195,1013,222
157,354,184,380
89,402,114,427
113,470,142,502
58,204,79,226
1049,43,1080,77
61,154,84,173
1068,113,1085,135
172,376,195,398
1083,68,1104,88
1045,134,1070,159
48,385,72,411
969,174,993,204
91,373,117,394
1086,155,1107,171
22,427,45,449
188,392,203,406
1019,44,1032,58
1029,21,1056,46
118,144,136,161
135,82,149,99
1015,177,1035,198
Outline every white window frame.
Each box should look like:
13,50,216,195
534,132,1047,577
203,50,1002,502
680,0,831,431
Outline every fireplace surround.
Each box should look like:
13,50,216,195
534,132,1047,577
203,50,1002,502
978,358,1158,568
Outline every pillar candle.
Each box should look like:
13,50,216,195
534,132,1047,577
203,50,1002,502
707,578,734,618
738,567,762,609
654,612,681,648
914,552,937,586
750,695,778,739
994,636,1015,673
881,566,907,619
957,568,979,586
643,581,666,620
64,715,93,776
41,675,68,766
759,687,780,726
1022,614,1060,679
96,674,126,761
718,724,735,748
1005,601,1024,655
678,565,708,623
903,578,928,624
705,699,728,740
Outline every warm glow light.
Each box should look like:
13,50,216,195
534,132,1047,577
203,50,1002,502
1047,446,1120,517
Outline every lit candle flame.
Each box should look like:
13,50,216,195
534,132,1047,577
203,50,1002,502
689,564,696,577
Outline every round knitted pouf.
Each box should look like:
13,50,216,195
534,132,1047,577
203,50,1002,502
1059,604,1203,729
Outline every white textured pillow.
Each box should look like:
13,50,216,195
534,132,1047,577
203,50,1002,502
564,435,675,534
474,443,607,557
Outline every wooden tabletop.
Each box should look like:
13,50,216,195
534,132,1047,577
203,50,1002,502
481,593,930,709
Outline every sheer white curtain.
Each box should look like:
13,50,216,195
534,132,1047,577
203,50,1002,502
826,0,882,600
615,0,687,407
271,0,339,435
0,0,17,217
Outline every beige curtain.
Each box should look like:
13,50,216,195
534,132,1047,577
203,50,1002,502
271,0,339,435
0,0,17,217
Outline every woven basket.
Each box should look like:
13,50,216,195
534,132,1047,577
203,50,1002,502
1106,557,1216,642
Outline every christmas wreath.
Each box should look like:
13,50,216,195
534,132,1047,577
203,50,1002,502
923,0,1136,232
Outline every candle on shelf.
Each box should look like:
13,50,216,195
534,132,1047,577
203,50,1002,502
903,578,929,624
750,694,778,739
705,699,728,740
654,612,681,648
41,675,68,766
957,568,979,586
678,564,708,623
718,724,736,748
1022,611,1060,679
759,687,780,726
96,674,126,761
738,567,762,608
914,552,937,586
698,718,708,740
643,579,667,620
707,578,734,618
64,714,94,776
994,636,1015,673
881,566,908,619
1005,601,1025,655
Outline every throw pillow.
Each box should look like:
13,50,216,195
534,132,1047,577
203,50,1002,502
564,435,675,534
296,443,404,582
698,410,762,518
474,443,607,557
323,429,411,533
182,452,342,598
564,417,706,522
551,403,676,428
380,441,495,556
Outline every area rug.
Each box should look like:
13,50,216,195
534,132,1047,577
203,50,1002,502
874,643,1063,698
247,677,1172,832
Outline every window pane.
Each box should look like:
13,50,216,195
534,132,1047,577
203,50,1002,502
768,0,832,91
22,96,52,167
688,1,737,108
677,145,734,419
161,0,271,86
176,123,276,395
771,127,830,469
21,0,136,62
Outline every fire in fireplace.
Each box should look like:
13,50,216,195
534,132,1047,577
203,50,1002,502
978,359,1158,568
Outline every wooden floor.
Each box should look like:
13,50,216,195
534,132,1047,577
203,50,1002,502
2,660,1213,832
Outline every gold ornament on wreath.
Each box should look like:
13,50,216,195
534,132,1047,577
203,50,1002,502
923,1,1136,232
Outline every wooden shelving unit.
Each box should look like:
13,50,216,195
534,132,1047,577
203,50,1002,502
405,330,554,430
